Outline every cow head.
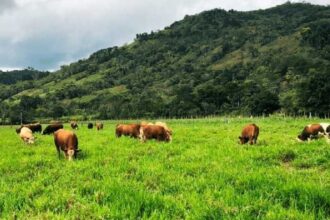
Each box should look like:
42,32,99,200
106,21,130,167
238,136,248,144
165,130,172,142
16,127,22,134
28,137,35,144
67,150,75,161
297,134,307,142
67,149,81,160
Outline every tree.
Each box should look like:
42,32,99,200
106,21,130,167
296,69,330,117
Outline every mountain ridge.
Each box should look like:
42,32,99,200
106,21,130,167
0,2,329,123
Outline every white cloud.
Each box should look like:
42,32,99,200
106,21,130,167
0,0,328,70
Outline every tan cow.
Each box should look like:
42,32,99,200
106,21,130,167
239,123,259,145
54,129,80,160
19,127,35,144
96,122,104,130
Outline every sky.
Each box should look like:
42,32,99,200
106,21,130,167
0,0,329,71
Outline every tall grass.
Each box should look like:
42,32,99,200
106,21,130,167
0,117,329,219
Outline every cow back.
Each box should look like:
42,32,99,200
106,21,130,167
54,129,78,151
43,124,64,135
116,124,140,138
140,124,171,142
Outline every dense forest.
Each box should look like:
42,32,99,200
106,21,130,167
0,2,330,123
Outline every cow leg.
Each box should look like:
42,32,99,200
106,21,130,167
138,132,145,142
249,137,254,145
56,147,61,159
64,151,69,160
140,135,146,143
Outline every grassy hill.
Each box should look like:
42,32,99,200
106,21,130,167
1,2,330,123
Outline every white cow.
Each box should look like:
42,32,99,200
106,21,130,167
19,127,35,144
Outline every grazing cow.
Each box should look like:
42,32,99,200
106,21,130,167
19,127,35,144
43,124,64,135
239,123,259,145
115,124,141,138
297,123,330,142
70,121,78,130
139,124,172,142
54,129,80,160
95,122,103,130
16,123,42,133
88,123,93,129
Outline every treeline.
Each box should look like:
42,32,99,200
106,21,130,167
0,3,330,123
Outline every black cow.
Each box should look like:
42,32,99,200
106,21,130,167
16,123,42,133
88,123,93,129
43,124,64,135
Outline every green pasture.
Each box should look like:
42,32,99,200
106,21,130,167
0,117,329,219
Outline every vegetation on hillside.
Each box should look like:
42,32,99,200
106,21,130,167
1,2,330,123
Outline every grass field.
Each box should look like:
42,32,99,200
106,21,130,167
0,117,330,219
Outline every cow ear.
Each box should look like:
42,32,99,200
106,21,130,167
238,136,242,139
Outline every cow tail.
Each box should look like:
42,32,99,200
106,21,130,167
252,125,259,143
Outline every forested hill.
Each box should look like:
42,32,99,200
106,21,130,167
1,2,330,123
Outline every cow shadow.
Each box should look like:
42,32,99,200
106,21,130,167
256,140,268,146
76,149,87,160
239,139,268,147
56,149,87,161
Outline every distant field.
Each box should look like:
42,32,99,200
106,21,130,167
0,117,329,219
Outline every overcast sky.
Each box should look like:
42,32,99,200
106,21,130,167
0,0,329,71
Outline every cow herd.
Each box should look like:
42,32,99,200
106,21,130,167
238,122,330,144
15,121,330,161
115,121,172,142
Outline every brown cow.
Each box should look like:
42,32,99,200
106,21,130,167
95,122,104,130
139,124,172,142
239,123,259,145
54,129,80,160
70,121,78,130
297,123,330,142
19,127,35,144
115,124,141,138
